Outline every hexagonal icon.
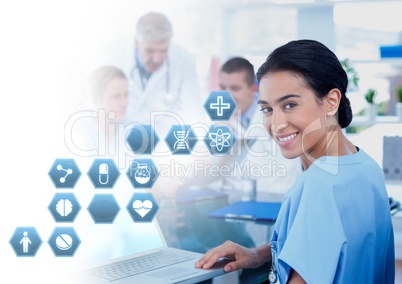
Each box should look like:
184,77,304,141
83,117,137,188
204,91,237,121
87,194,120,224
87,158,120,188
48,158,81,188
126,158,159,188
48,193,81,222
164,125,198,155
126,124,159,155
127,192,159,222
48,227,80,256
204,124,237,155
9,227,42,257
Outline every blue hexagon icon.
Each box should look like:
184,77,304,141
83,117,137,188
87,159,120,188
126,159,159,188
48,193,81,223
126,124,159,155
9,227,42,257
204,124,237,155
165,125,198,155
87,194,120,224
48,158,81,188
204,91,237,121
127,193,159,222
48,227,80,256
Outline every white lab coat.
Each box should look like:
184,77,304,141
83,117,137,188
130,44,203,118
86,39,210,157
106,41,207,137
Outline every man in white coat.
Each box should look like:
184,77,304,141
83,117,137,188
125,12,205,131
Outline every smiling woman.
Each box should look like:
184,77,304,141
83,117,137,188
256,39,354,167
256,40,393,283
195,39,395,284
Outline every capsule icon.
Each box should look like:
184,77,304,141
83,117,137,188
99,163,109,185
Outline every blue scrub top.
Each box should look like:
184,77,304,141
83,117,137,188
270,148,395,284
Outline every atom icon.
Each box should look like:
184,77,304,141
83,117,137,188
208,129,231,151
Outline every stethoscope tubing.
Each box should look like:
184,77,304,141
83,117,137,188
130,56,170,93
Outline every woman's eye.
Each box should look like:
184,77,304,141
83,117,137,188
284,102,296,109
260,107,272,113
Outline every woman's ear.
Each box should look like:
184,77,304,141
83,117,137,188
325,88,341,116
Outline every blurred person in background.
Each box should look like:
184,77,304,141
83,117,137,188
106,11,205,131
66,65,129,157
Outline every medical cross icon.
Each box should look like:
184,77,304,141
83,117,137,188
204,91,237,121
210,96,231,117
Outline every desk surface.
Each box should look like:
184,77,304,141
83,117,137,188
157,195,274,254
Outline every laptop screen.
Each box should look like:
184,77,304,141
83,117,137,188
72,216,165,269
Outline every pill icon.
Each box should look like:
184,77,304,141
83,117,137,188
55,233,73,250
99,163,109,184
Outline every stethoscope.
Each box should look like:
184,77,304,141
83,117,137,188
130,55,170,95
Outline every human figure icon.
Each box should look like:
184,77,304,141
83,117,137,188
20,231,31,253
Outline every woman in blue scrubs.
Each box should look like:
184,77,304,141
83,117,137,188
195,39,395,284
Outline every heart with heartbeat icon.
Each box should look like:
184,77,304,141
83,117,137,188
133,200,153,218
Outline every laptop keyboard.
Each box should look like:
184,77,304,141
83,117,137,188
84,249,196,282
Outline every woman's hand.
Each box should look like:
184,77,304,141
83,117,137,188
195,241,271,273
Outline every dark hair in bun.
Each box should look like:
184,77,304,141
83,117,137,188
256,39,353,128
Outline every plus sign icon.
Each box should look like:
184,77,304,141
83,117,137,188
204,91,237,121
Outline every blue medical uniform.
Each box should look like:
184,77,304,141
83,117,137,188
270,148,395,284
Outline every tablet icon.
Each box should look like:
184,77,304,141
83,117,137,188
55,234,73,250
48,227,80,256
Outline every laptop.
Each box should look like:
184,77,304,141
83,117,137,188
67,218,229,284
